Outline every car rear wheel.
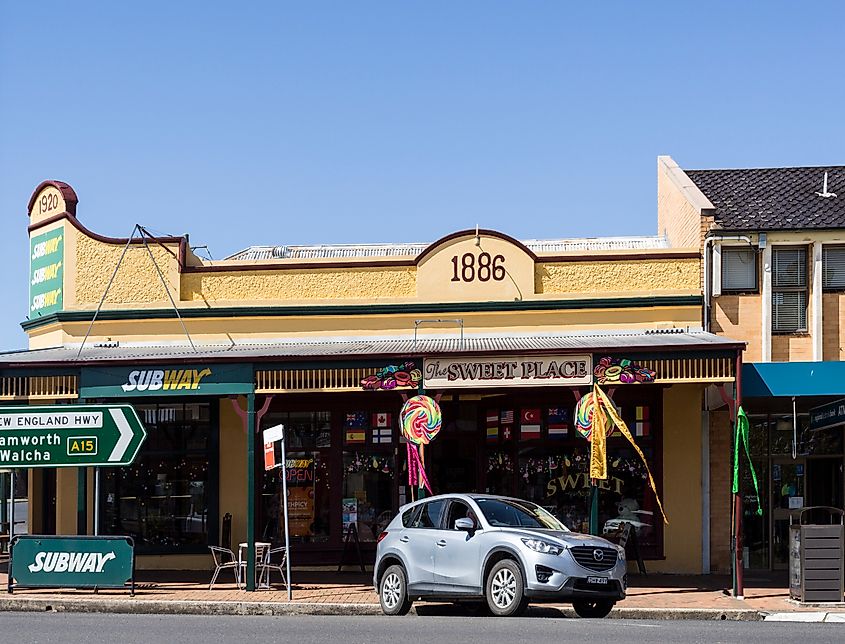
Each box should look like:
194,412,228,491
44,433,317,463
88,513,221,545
485,559,528,617
379,564,412,616
572,599,614,618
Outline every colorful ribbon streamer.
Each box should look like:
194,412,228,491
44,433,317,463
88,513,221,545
733,406,763,516
592,384,669,525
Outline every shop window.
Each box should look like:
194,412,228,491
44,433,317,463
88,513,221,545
772,247,808,332
822,246,845,290
100,401,216,554
721,247,757,292
260,411,332,544
342,452,394,541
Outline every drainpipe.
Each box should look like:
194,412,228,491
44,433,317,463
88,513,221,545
703,235,753,333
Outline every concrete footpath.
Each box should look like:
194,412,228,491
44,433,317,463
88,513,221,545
1,567,844,622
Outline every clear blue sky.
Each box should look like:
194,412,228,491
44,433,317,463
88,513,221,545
1,2,844,350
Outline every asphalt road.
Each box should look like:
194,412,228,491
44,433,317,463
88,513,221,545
0,612,840,644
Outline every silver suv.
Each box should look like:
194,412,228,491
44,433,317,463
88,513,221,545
374,493,626,618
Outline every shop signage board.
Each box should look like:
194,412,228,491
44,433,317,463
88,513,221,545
29,227,64,317
80,364,254,398
9,535,135,595
0,404,146,468
423,355,592,389
809,398,845,432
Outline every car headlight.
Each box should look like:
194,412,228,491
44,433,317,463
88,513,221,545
521,538,564,555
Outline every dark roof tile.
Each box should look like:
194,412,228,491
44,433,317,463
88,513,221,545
685,166,845,230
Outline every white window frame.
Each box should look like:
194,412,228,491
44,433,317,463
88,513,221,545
771,246,808,333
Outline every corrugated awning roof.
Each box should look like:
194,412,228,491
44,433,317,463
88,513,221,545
0,330,741,367
224,236,669,261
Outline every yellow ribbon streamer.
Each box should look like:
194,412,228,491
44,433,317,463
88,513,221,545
593,384,669,525
590,388,608,480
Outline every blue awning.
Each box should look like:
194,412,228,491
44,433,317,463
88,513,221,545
743,362,845,398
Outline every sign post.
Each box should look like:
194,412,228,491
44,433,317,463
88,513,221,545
0,405,147,469
263,423,292,601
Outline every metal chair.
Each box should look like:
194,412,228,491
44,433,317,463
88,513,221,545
209,546,240,589
259,546,288,591
238,543,270,589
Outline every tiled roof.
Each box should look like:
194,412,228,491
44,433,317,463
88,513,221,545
224,236,668,261
685,166,845,230
0,330,740,366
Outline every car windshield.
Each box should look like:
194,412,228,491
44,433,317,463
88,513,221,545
474,498,569,531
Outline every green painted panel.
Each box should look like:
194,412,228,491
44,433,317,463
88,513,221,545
80,364,253,398
0,404,146,468
10,535,134,591
29,228,64,318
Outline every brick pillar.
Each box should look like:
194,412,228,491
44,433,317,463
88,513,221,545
709,409,733,572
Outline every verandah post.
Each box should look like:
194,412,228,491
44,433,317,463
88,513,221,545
246,392,256,591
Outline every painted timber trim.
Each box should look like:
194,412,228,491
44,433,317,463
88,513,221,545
21,295,703,332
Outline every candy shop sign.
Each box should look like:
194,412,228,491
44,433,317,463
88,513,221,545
423,355,592,389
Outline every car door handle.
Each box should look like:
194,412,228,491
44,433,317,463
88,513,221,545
436,540,447,547
399,536,410,543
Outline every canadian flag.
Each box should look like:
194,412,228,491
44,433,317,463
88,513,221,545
372,412,392,428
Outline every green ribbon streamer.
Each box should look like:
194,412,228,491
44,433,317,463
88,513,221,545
733,406,763,516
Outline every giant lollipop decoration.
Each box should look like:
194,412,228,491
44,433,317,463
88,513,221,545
574,392,615,442
400,395,442,496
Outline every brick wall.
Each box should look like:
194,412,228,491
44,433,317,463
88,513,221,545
709,409,732,573
657,162,705,248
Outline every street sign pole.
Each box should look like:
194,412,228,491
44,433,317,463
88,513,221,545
94,467,101,536
9,470,15,543
280,426,291,601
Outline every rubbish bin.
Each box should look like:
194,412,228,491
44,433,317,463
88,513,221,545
789,506,844,603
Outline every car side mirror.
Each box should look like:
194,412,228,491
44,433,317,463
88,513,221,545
455,517,476,531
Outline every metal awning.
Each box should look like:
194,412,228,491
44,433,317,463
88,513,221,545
743,362,845,398
0,329,742,367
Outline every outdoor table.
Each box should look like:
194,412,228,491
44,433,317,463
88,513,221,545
238,542,271,589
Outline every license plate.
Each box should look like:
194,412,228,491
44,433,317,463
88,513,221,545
586,576,608,585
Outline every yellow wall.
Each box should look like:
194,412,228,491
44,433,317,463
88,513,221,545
649,384,703,574
55,468,78,534
219,397,248,548
182,266,417,303
74,234,180,306
537,257,699,295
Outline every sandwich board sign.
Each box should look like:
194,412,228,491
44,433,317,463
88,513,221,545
8,535,136,595
0,404,146,468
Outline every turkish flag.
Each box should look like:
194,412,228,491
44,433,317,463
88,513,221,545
521,408,540,424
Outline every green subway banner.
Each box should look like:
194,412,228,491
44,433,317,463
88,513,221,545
29,227,64,317
80,363,254,398
0,404,147,468
9,535,135,594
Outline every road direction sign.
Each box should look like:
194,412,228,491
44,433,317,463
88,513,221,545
0,404,147,468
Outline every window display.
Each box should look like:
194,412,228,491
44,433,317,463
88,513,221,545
260,411,332,544
100,402,215,553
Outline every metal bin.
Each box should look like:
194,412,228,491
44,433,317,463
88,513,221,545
789,506,844,603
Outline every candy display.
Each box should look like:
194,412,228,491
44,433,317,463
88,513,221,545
594,356,656,385
361,361,422,391
400,395,442,445
399,395,442,496
574,392,614,442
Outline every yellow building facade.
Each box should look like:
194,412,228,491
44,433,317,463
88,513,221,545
1,180,742,575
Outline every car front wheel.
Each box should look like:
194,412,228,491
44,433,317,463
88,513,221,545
379,564,412,616
485,559,529,617
572,599,614,618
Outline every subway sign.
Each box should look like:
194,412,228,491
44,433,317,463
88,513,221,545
9,535,135,595
80,364,254,398
29,227,64,317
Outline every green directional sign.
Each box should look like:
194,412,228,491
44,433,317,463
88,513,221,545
0,404,147,468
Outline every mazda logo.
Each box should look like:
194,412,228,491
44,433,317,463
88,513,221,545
593,549,604,562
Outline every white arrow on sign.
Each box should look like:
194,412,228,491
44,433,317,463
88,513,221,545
108,408,133,462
